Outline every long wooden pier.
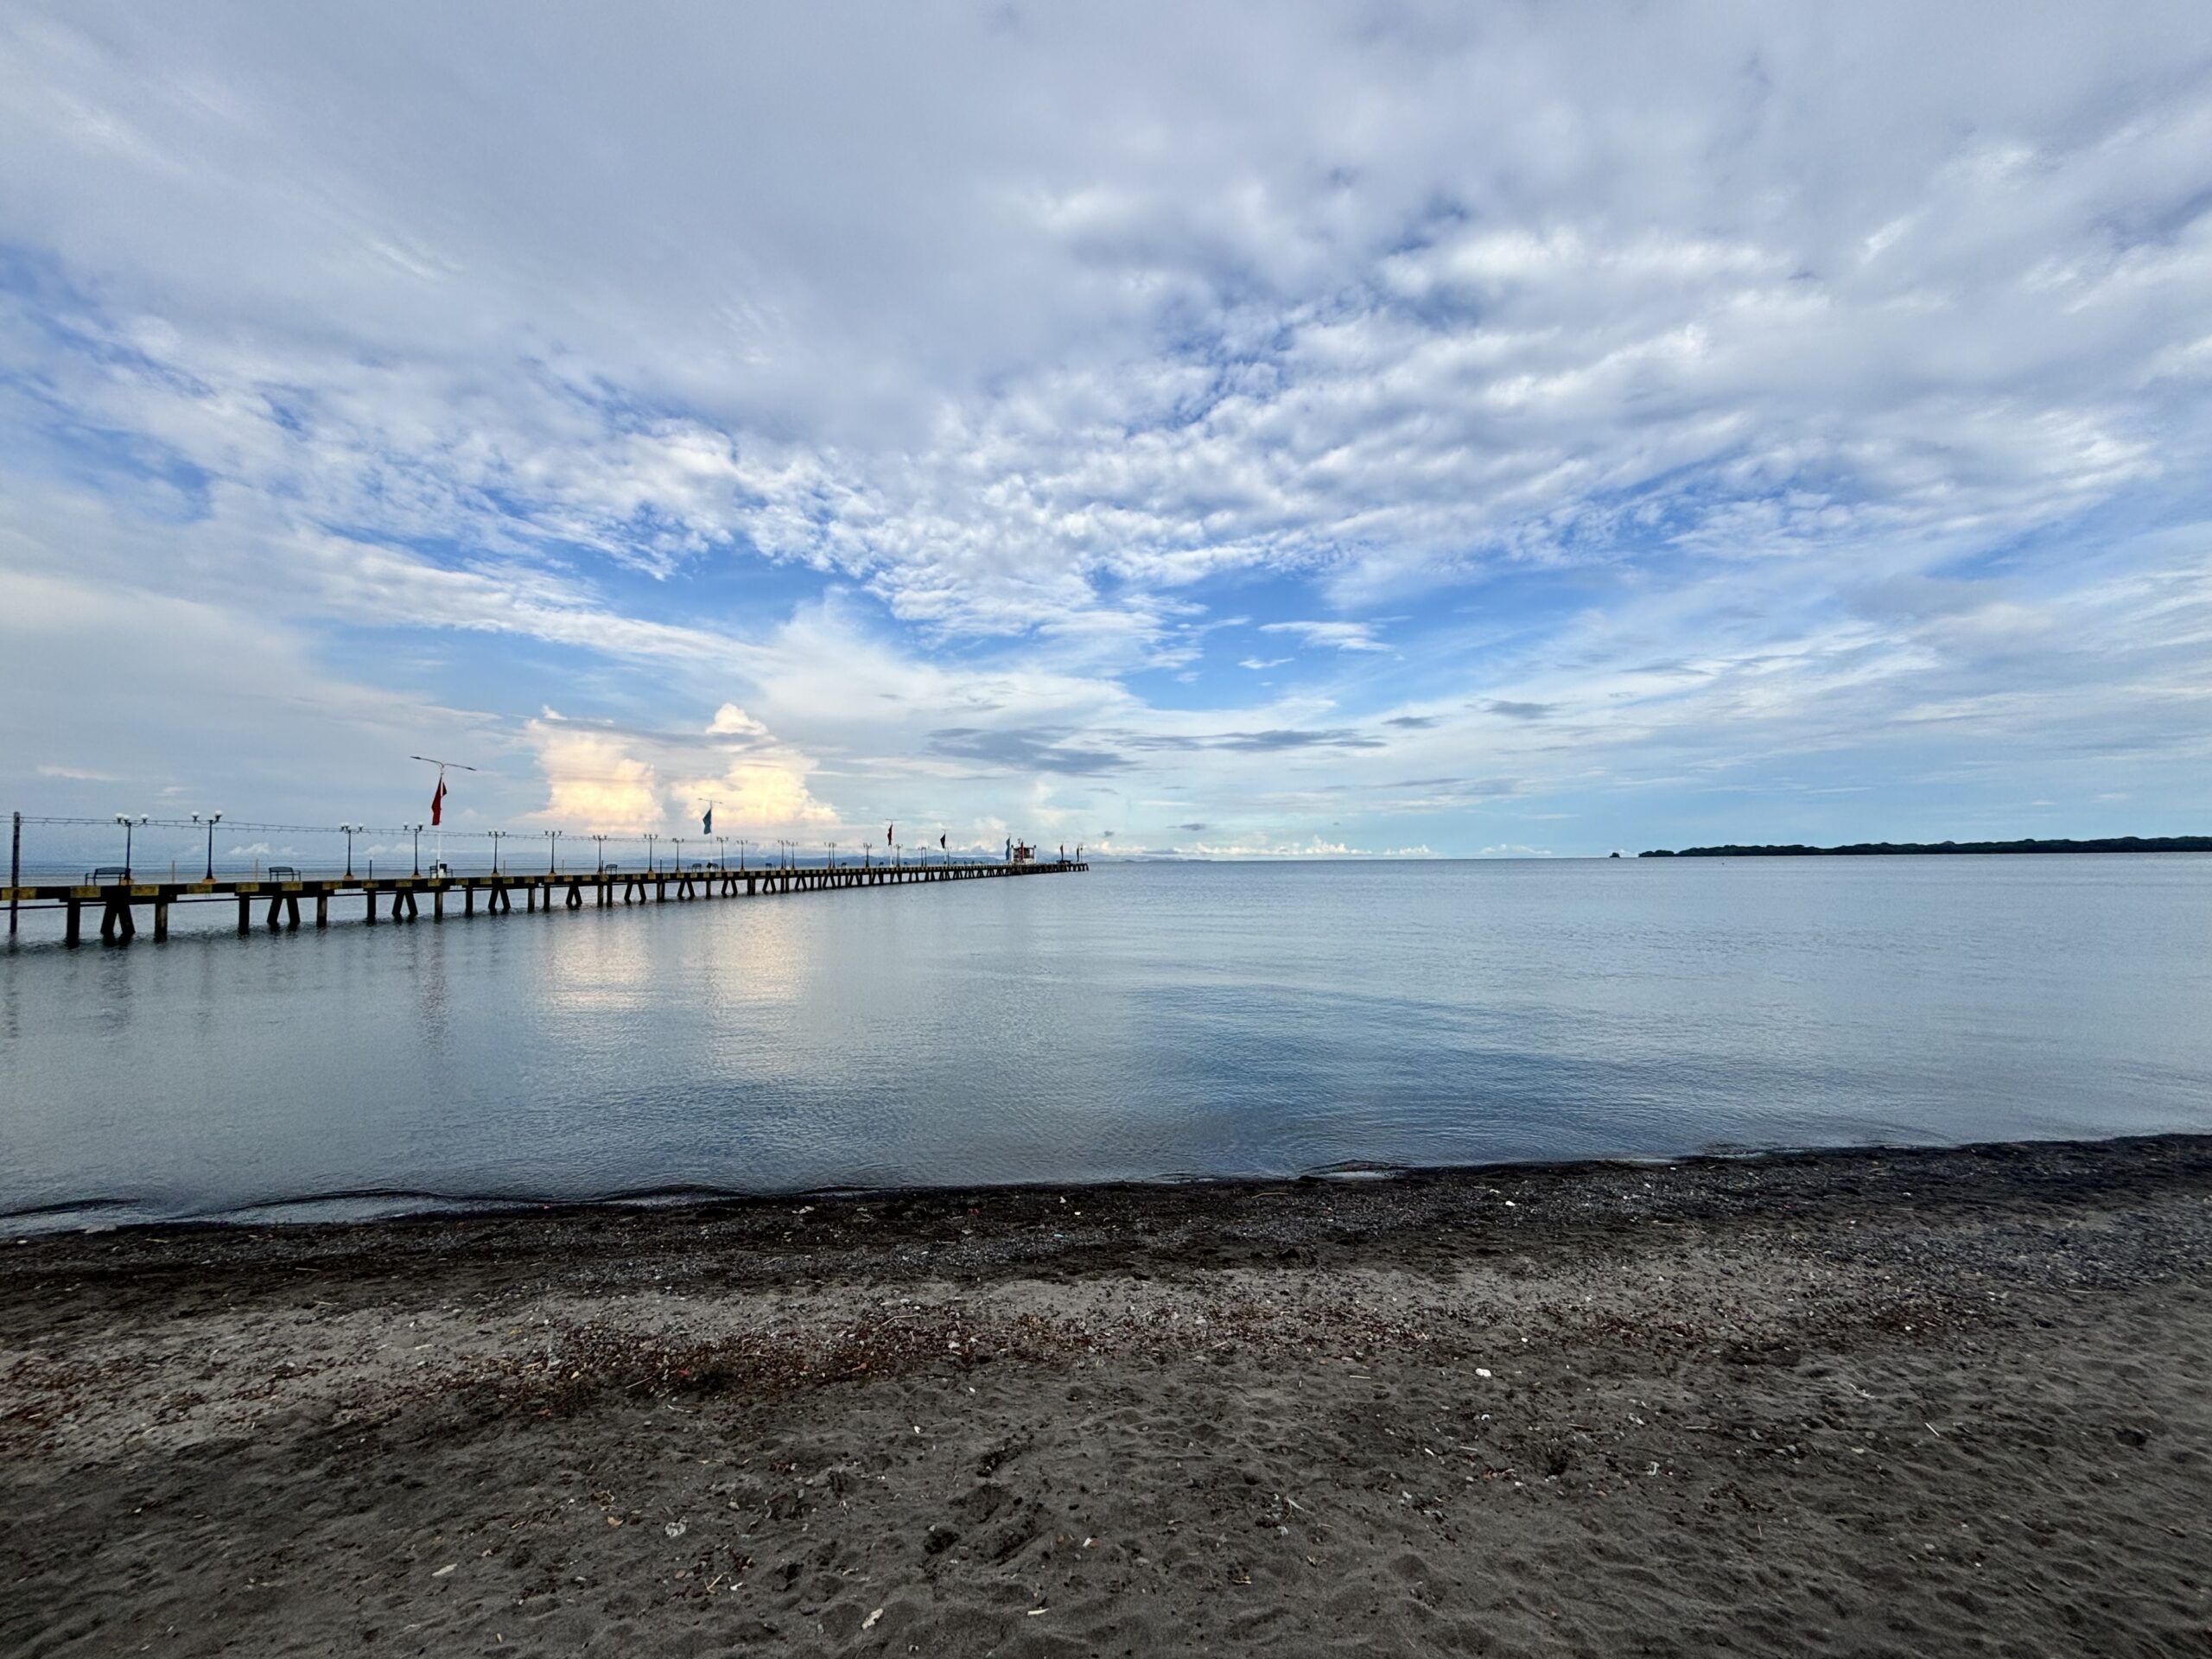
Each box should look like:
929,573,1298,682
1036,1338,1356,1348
3,859,1087,945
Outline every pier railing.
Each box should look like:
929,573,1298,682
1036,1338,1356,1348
3,861,1085,944
4,813,1086,944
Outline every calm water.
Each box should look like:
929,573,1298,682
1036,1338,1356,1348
3,857,2210,1231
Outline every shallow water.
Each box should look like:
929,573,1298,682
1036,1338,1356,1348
4,856,2210,1230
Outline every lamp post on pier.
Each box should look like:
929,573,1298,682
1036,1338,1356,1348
340,823,360,880
488,829,506,874
644,833,658,874
715,835,729,869
671,836,686,875
544,829,563,874
827,841,837,869
192,811,222,881
406,823,424,877
735,837,749,872
115,813,147,880
593,833,608,874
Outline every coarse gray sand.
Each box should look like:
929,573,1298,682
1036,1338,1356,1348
4,1135,2209,1656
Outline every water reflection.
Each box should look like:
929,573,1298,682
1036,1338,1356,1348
3,857,2211,1230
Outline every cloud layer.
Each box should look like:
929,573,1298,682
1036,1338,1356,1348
3,2,2209,855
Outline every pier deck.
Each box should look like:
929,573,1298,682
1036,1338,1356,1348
3,860,1087,944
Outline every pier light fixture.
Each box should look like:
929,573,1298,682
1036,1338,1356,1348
339,823,361,880
828,840,837,869
671,835,685,874
715,834,728,870
644,831,658,874
404,823,424,877
592,832,608,874
734,836,749,872
488,828,507,874
192,811,223,880
114,813,147,880
544,828,563,874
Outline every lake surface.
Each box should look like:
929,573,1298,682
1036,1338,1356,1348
4,857,2210,1231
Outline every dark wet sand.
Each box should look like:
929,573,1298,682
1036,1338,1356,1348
4,1136,2210,1656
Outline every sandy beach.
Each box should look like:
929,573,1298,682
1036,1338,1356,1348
4,1135,2209,1656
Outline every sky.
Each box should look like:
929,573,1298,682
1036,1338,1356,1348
3,2,2210,861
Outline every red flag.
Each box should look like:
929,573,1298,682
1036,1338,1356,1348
887,823,893,845
430,776,446,826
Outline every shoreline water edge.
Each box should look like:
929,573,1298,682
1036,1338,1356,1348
4,1132,2209,1654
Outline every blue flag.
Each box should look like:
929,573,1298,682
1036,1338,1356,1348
702,804,713,834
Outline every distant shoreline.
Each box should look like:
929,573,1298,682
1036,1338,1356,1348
1640,836,2212,857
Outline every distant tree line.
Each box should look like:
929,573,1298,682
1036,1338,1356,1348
1640,836,2212,857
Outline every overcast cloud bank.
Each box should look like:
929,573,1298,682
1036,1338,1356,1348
3,3,2209,855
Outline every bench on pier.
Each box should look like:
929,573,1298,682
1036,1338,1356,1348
86,866,130,885
266,865,299,880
